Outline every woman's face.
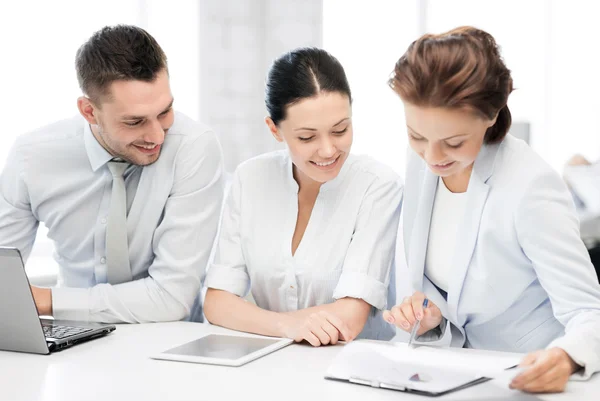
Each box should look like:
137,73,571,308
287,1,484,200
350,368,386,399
403,102,496,179
266,92,353,186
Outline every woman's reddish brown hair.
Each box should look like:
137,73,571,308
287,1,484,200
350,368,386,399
389,26,514,144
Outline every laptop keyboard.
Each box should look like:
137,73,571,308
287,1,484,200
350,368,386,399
42,324,93,339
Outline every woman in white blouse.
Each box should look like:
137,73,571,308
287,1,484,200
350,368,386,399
203,48,403,345
383,27,600,393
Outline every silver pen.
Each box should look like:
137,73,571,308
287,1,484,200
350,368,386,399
407,298,428,347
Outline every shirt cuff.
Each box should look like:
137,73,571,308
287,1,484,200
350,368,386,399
51,287,91,321
548,335,597,381
419,318,445,339
332,271,387,310
204,265,249,298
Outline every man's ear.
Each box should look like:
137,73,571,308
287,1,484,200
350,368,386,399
77,96,99,125
265,116,283,142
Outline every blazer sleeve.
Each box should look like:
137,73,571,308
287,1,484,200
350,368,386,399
515,169,600,380
413,277,466,347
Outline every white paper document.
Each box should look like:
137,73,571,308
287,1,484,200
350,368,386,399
325,340,522,395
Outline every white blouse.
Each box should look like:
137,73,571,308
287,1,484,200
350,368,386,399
204,150,403,340
425,178,469,292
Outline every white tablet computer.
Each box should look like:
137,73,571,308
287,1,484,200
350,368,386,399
151,333,293,367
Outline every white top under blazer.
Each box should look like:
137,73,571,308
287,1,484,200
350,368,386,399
205,150,403,340
425,178,468,292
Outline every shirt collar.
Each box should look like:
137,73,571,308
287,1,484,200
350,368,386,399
84,122,114,172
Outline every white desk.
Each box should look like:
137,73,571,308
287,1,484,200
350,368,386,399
1,322,598,401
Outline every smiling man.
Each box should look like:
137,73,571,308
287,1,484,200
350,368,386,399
0,25,224,323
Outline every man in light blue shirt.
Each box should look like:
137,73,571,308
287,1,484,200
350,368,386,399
0,25,224,323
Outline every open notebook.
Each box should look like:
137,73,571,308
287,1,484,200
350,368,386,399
325,340,522,396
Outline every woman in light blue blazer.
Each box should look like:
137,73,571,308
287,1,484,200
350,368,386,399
383,26,600,393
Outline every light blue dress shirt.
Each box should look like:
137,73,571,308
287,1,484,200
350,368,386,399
0,112,224,323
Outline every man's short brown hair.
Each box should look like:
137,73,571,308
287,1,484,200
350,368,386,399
75,25,168,103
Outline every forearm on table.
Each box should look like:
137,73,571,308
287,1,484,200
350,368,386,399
204,288,290,337
52,277,194,323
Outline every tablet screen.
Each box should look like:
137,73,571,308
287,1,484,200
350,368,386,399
162,334,283,360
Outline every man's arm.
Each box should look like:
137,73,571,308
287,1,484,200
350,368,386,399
0,140,40,264
52,131,225,323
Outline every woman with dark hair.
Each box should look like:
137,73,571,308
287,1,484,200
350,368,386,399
383,27,600,392
204,48,402,345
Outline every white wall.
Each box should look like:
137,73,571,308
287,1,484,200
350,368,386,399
547,0,600,167
198,0,323,172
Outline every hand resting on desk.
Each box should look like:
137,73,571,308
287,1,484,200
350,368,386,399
510,347,580,393
280,310,353,347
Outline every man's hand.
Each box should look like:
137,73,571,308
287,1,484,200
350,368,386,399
30,286,53,316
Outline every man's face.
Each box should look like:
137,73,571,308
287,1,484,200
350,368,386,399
90,69,174,166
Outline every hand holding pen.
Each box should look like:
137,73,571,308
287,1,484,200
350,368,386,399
383,291,442,338
407,298,428,346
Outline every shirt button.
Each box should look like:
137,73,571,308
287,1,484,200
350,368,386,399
101,217,107,224
100,257,106,264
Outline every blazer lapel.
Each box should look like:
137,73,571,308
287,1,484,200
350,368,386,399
446,142,500,324
409,168,439,292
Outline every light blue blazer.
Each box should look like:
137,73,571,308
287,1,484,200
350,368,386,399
402,135,600,379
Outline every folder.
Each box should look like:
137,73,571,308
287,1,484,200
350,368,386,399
325,340,522,396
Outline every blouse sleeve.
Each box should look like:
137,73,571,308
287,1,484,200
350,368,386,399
204,169,250,297
332,173,403,310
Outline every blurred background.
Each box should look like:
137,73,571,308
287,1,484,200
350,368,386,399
1,0,598,290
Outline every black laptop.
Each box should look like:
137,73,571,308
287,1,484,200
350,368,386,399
0,247,115,354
